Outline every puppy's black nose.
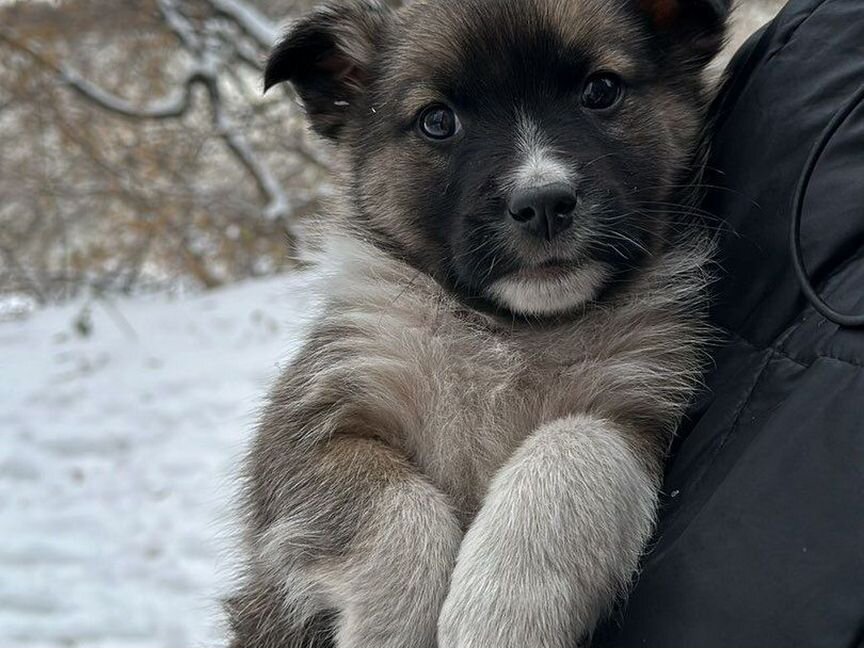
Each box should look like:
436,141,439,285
509,183,577,241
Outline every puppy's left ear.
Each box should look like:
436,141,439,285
637,0,731,63
264,0,392,139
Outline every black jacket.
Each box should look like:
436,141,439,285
596,0,864,645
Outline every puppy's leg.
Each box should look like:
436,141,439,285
438,415,659,648
254,436,461,648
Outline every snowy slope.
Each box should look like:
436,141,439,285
0,274,317,648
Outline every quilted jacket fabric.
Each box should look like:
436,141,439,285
595,1,864,645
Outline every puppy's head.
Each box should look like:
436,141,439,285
266,0,728,316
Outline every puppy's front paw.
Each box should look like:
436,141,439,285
437,528,575,648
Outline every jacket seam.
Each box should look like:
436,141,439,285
723,329,864,370
763,0,836,64
723,240,864,370
644,347,775,569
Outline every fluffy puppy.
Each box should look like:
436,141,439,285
227,0,728,646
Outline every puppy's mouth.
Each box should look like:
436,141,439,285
508,258,579,281
486,259,610,316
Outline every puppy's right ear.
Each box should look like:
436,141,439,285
264,1,392,140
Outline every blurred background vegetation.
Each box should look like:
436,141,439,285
0,0,330,306
0,0,781,309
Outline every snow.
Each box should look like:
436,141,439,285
0,274,318,648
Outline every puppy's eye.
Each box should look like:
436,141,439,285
418,104,460,140
581,73,624,111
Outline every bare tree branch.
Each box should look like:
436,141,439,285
0,27,199,119
156,0,292,224
158,0,202,51
64,68,203,119
204,0,280,49
203,76,290,221
0,1,296,230
0,0,320,301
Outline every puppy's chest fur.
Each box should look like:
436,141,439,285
333,293,561,516
295,235,709,518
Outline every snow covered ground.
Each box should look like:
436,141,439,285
1,274,317,648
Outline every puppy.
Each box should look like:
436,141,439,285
227,0,727,646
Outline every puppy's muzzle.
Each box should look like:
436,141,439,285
508,182,577,242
